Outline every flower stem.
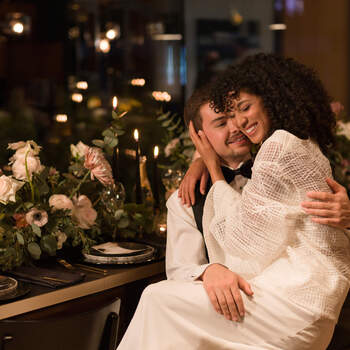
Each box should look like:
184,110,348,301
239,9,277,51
25,151,35,202
69,170,91,199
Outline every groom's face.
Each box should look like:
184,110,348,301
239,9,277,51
199,103,252,164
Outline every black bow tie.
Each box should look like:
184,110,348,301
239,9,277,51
221,159,253,183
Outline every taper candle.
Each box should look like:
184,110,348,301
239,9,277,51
134,129,142,204
112,96,119,182
153,145,160,210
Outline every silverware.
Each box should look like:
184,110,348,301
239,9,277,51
74,263,108,275
43,276,70,283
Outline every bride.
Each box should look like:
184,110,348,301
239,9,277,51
118,54,350,349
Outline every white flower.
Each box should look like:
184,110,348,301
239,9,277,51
0,175,23,204
72,195,97,229
55,231,67,249
25,208,48,227
164,138,180,157
8,141,41,163
337,121,350,140
49,194,74,212
11,155,43,181
70,141,89,159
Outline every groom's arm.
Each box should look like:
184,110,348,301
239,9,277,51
301,178,350,230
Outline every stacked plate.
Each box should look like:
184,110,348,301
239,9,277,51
83,241,156,265
0,276,18,296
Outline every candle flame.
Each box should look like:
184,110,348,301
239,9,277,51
134,129,139,142
113,96,118,109
154,145,159,158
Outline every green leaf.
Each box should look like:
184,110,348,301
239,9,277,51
117,217,130,229
104,136,118,148
157,111,171,121
24,202,34,209
167,118,182,131
40,235,57,256
161,114,176,128
27,242,41,260
31,224,41,237
115,129,125,136
102,129,114,137
114,209,124,220
16,232,24,245
112,110,119,119
92,139,105,148
0,213,5,221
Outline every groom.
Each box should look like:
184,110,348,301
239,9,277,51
117,85,350,348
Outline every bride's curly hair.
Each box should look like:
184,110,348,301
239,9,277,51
210,53,336,155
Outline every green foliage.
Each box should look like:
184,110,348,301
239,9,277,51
157,110,195,171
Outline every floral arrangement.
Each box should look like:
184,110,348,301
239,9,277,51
0,109,154,271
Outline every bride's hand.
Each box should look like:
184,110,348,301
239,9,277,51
178,157,209,207
189,121,224,183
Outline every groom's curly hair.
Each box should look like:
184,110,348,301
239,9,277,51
210,53,336,155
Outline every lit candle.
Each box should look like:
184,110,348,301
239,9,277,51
153,145,160,210
134,129,142,204
112,96,119,183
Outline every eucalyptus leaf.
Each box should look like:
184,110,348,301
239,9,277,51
161,114,176,128
117,217,130,229
27,242,41,260
0,213,5,221
102,129,114,137
112,110,119,119
104,136,118,148
114,209,124,220
167,118,182,131
31,224,41,237
92,139,105,148
41,235,57,256
16,232,24,245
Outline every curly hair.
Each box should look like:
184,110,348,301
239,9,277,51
210,53,336,155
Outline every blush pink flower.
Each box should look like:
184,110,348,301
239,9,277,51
72,195,97,229
84,147,114,186
25,208,48,227
49,194,74,212
331,101,344,117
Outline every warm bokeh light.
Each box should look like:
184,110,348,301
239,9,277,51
133,129,139,142
71,93,83,103
152,91,171,102
131,78,146,87
12,22,24,34
55,114,68,123
106,29,117,40
154,146,159,158
269,23,287,30
113,96,118,109
76,81,88,90
99,39,110,53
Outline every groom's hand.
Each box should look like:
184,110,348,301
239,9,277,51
301,178,350,229
200,263,253,321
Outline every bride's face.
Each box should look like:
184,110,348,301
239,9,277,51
231,92,271,144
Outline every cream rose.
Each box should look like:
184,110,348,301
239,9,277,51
0,175,23,204
72,195,97,229
8,141,41,163
49,194,74,212
337,121,350,140
11,155,43,181
70,141,89,159
164,138,180,157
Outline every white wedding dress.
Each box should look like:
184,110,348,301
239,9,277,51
117,130,350,349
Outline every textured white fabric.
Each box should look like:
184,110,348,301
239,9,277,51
117,280,335,349
203,129,350,321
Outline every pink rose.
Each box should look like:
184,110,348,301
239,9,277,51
331,101,344,116
26,208,48,227
84,147,114,186
49,194,74,212
72,195,97,229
